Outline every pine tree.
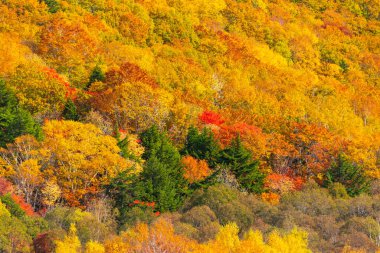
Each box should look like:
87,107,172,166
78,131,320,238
134,126,188,212
105,168,138,226
62,99,79,121
324,154,371,197
0,81,17,108
116,136,141,162
85,65,105,90
117,137,129,159
43,0,60,13
0,80,42,147
219,136,265,194
182,126,221,168
114,122,137,160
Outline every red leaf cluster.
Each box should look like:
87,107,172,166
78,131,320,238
131,199,156,208
199,111,225,126
217,122,264,146
0,177,13,195
42,67,77,100
33,233,55,253
11,194,36,216
119,129,127,134
265,173,305,193
0,179,35,215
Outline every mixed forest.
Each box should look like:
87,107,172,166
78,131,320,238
0,0,380,252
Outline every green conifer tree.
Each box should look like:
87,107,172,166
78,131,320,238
43,0,60,13
324,154,371,197
219,135,265,194
105,168,138,227
117,137,129,158
62,99,79,121
85,65,105,90
134,126,188,212
182,126,221,167
0,80,42,147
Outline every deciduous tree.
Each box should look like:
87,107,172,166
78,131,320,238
41,120,131,206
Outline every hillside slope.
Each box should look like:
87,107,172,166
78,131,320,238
0,0,379,252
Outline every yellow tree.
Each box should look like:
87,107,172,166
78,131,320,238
169,0,226,25
266,228,311,253
104,218,197,252
55,224,81,253
41,120,131,206
38,13,100,85
41,180,61,209
0,34,30,75
7,62,67,116
0,135,43,208
85,241,105,253
238,230,268,253
195,223,241,253
92,81,173,133
196,223,312,253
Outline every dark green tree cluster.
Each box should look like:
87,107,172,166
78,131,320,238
107,126,189,227
182,126,221,167
106,169,138,227
182,127,265,194
42,0,60,13
219,136,265,194
324,154,371,197
0,80,41,147
85,65,105,90
62,99,79,121
108,125,266,228
135,126,188,211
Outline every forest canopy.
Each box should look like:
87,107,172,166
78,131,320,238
0,0,379,252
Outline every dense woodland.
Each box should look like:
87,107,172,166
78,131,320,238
0,0,379,252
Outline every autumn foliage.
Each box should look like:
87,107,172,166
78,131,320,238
199,111,225,126
181,156,211,183
42,67,77,100
0,0,379,251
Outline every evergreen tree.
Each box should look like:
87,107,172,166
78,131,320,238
182,126,221,167
0,80,42,147
116,136,141,162
0,81,17,108
105,168,138,227
134,126,188,212
43,0,60,13
114,122,137,161
219,136,265,194
324,154,371,197
117,137,129,159
188,169,221,191
85,65,105,90
62,99,79,121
